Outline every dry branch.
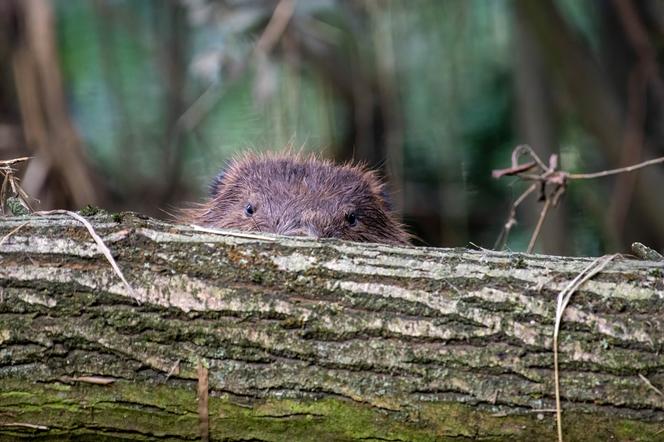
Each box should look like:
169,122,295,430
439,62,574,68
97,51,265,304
0,212,663,441
493,144,664,253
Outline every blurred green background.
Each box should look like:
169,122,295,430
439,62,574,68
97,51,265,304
1,0,663,254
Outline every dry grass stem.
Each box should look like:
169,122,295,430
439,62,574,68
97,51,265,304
1,156,35,215
639,373,664,397
35,210,137,300
0,222,28,247
553,254,619,442
165,359,181,380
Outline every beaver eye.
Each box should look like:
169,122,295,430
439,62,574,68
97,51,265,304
244,203,255,217
345,212,357,227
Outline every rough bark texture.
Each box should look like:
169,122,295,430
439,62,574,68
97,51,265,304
0,212,663,441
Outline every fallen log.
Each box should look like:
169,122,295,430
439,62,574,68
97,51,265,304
0,212,663,441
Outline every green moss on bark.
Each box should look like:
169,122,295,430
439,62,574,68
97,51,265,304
1,378,663,441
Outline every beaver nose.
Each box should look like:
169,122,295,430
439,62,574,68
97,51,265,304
281,210,325,238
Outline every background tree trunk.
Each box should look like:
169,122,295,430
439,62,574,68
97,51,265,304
0,213,663,441
513,3,566,255
1,0,100,209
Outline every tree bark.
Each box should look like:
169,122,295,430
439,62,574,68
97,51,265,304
0,212,663,441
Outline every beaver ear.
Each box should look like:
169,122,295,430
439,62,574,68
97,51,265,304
363,169,394,212
379,187,394,212
208,168,226,197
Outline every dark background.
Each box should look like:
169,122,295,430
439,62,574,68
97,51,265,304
1,0,663,255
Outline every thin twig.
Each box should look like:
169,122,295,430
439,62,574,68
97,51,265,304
443,279,461,295
189,224,276,241
553,254,618,442
1,156,37,214
512,144,549,171
165,359,181,380
493,144,664,252
494,183,537,250
35,210,137,300
639,373,664,397
568,156,664,180
0,422,48,430
197,361,209,442
0,157,32,166
0,222,28,248
14,186,35,212
492,161,537,178
467,241,492,252
512,183,538,212
59,376,116,385
527,197,551,253
0,174,8,214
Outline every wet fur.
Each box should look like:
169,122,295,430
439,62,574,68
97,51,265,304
182,152,410,245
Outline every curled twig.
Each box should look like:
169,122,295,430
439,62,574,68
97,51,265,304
492,144,664,252
494,146,567,252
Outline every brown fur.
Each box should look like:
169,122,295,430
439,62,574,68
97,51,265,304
181,152,410,245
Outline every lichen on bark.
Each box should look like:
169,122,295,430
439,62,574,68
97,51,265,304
0,213,663,440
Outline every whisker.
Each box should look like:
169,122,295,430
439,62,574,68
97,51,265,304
251,217,262,232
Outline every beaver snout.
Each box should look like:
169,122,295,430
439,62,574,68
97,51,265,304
278,210,327,239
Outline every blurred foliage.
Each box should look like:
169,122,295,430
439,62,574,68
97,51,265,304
31,0,664,252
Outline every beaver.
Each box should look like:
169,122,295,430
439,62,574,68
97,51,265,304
183,152,410,245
